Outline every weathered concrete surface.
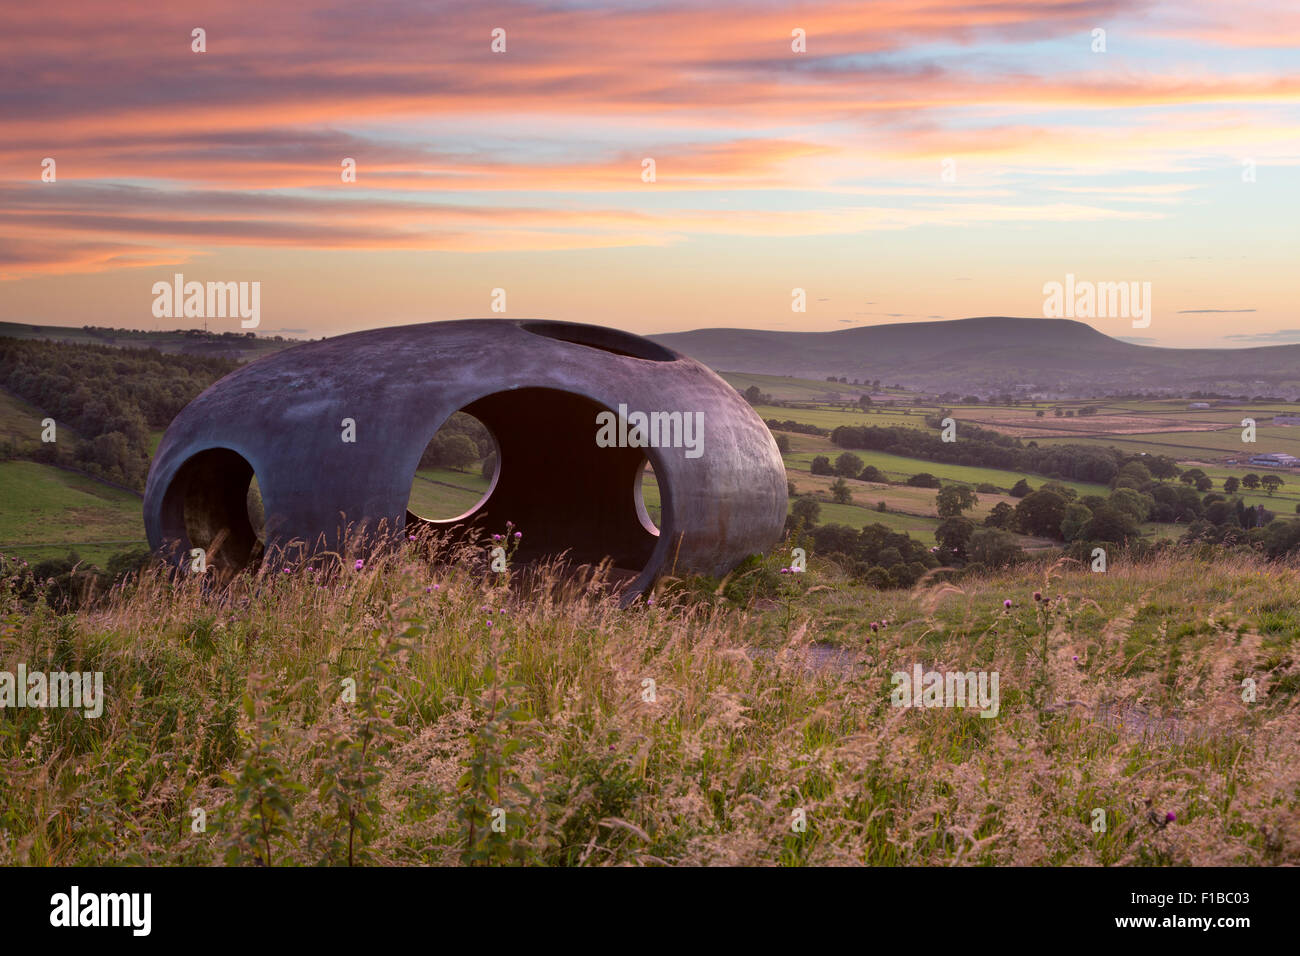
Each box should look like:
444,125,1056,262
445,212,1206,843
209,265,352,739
144,319,787,596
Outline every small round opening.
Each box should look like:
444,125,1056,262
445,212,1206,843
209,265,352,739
407,411,499,522
159,447,265,576
519,321,677,362
634,457,662,534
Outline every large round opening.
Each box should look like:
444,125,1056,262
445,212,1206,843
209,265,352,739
406,388,667,575
158,447,265,576
406,411,499,521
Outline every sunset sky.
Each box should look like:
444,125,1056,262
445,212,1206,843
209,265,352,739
1,0,1297,347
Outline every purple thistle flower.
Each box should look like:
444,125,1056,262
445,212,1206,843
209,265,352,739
354,559,364,571
1003,599,1012,608
514,531,522,539
1166,811,1176,823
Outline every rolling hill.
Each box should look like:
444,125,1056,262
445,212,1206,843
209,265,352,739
651,317,1300,396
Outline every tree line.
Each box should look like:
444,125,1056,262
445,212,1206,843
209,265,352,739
0,337,238,489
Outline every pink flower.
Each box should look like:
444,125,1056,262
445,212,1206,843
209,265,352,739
492,534,502,541
486,620,493,627
354,559,364,571
514,531,522,539
1165,811,1176,823
1003,599,1012,608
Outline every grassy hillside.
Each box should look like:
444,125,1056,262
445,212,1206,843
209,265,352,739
2,542,1295,866
0,460,143,564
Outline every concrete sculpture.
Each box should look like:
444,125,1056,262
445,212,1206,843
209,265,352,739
143,319,787,597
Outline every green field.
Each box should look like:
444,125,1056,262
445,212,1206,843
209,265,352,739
0,460,144,564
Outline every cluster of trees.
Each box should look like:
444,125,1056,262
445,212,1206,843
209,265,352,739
0,338,239,488
975,462,1290,547
810,452,884,483
765,419,828,437
417,412,495,472
830,423,1126,483
806,522,940,588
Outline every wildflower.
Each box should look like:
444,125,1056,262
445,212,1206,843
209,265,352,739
408,534,416,541
486,620,493,628
1166,811,1176,823
870,622,879,633
492,534,502,541
1033,591,1042,601
1072,655,1079,661
514,531,522,539
425,587,432,593
1003,599,1012,608
507,520,514,528
282,567,290,573
779,568,790,574
354,559,364,571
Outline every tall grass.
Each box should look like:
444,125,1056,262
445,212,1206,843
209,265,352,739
0,538,1296,865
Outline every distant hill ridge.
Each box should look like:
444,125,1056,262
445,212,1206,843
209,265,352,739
649,317,1300,394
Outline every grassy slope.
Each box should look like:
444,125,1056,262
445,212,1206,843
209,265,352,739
2,545,1295,866
0,461,143,564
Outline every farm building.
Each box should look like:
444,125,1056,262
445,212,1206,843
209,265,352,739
1247,452,1300,468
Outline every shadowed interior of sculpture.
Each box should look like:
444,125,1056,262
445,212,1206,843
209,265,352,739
408,387,663,573
159,447,264,577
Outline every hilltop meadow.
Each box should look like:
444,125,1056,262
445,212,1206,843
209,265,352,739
1,536,1296,866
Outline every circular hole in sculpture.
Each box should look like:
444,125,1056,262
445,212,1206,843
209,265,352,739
406,411,500,522
518,321,676,362
406,387,665,577
634,457,662,535
159,447,264,576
